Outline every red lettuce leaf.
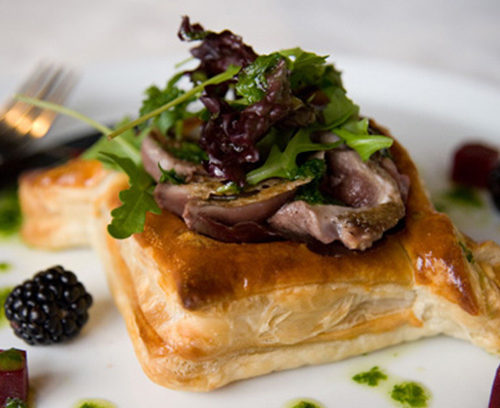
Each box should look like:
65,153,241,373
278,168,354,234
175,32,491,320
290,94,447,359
179,16,257,78
200,59,299,185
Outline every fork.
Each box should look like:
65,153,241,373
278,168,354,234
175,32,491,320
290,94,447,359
0,64,76,165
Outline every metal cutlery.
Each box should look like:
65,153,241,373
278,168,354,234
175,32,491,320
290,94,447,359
0,63,76,165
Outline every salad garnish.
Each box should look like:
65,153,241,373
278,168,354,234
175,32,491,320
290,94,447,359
15,16,394,240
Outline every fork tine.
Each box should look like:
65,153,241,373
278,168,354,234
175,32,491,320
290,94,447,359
28,71,77,138
0,64,76,155
0,64,55,117
6,66,66,133
0,64,61,130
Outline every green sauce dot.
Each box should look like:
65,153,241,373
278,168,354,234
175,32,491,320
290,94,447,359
285,398,325,408
352,366,388,386
0,262,11,272
74,399,116,408
391,381,430,407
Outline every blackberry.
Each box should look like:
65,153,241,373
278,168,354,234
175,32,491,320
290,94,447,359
4,266,93,345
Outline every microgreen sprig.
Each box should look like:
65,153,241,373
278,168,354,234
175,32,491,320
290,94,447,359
14,95,112,135
106,65,241,140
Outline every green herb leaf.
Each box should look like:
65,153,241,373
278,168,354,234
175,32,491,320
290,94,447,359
0,188,21,237
99,153,161,239
167,141,208,164
235,53,282,104
391,382,430,407
107,65,241,140
158,165,186,185
352,366,388,387
293,159,341,205
321,86,359,128
291,158,326,180
276,48,356,131
333,118,393,161
319,64,344,90
246,128,340,185
139,72,194,137
279,47,329,90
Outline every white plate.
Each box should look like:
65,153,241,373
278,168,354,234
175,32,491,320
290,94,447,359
1,56,499,408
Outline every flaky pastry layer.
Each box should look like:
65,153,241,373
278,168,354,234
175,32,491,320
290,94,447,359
19,123,500,390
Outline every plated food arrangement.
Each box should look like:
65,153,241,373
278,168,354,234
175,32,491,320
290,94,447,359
1,16,500,406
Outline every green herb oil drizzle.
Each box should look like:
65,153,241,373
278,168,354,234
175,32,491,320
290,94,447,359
352,366,431,407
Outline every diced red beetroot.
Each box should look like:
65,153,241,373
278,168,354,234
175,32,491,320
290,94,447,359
0,349,28,406
490,364,500,408
451,143,499,188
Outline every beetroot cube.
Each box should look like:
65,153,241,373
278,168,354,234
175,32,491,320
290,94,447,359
0,349,28,406
451,143,499,188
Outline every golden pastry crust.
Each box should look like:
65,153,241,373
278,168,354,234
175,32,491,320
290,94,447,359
19,160,127,249
18,124,500,391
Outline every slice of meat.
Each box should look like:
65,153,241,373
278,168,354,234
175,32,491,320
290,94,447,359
380,156,410,202
141,133,205,182
155,176,309,241
154,184,191,217
269,200,404,250
269,149,406,250
325,149,399,207
154,177,222,217
183,178,308,226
